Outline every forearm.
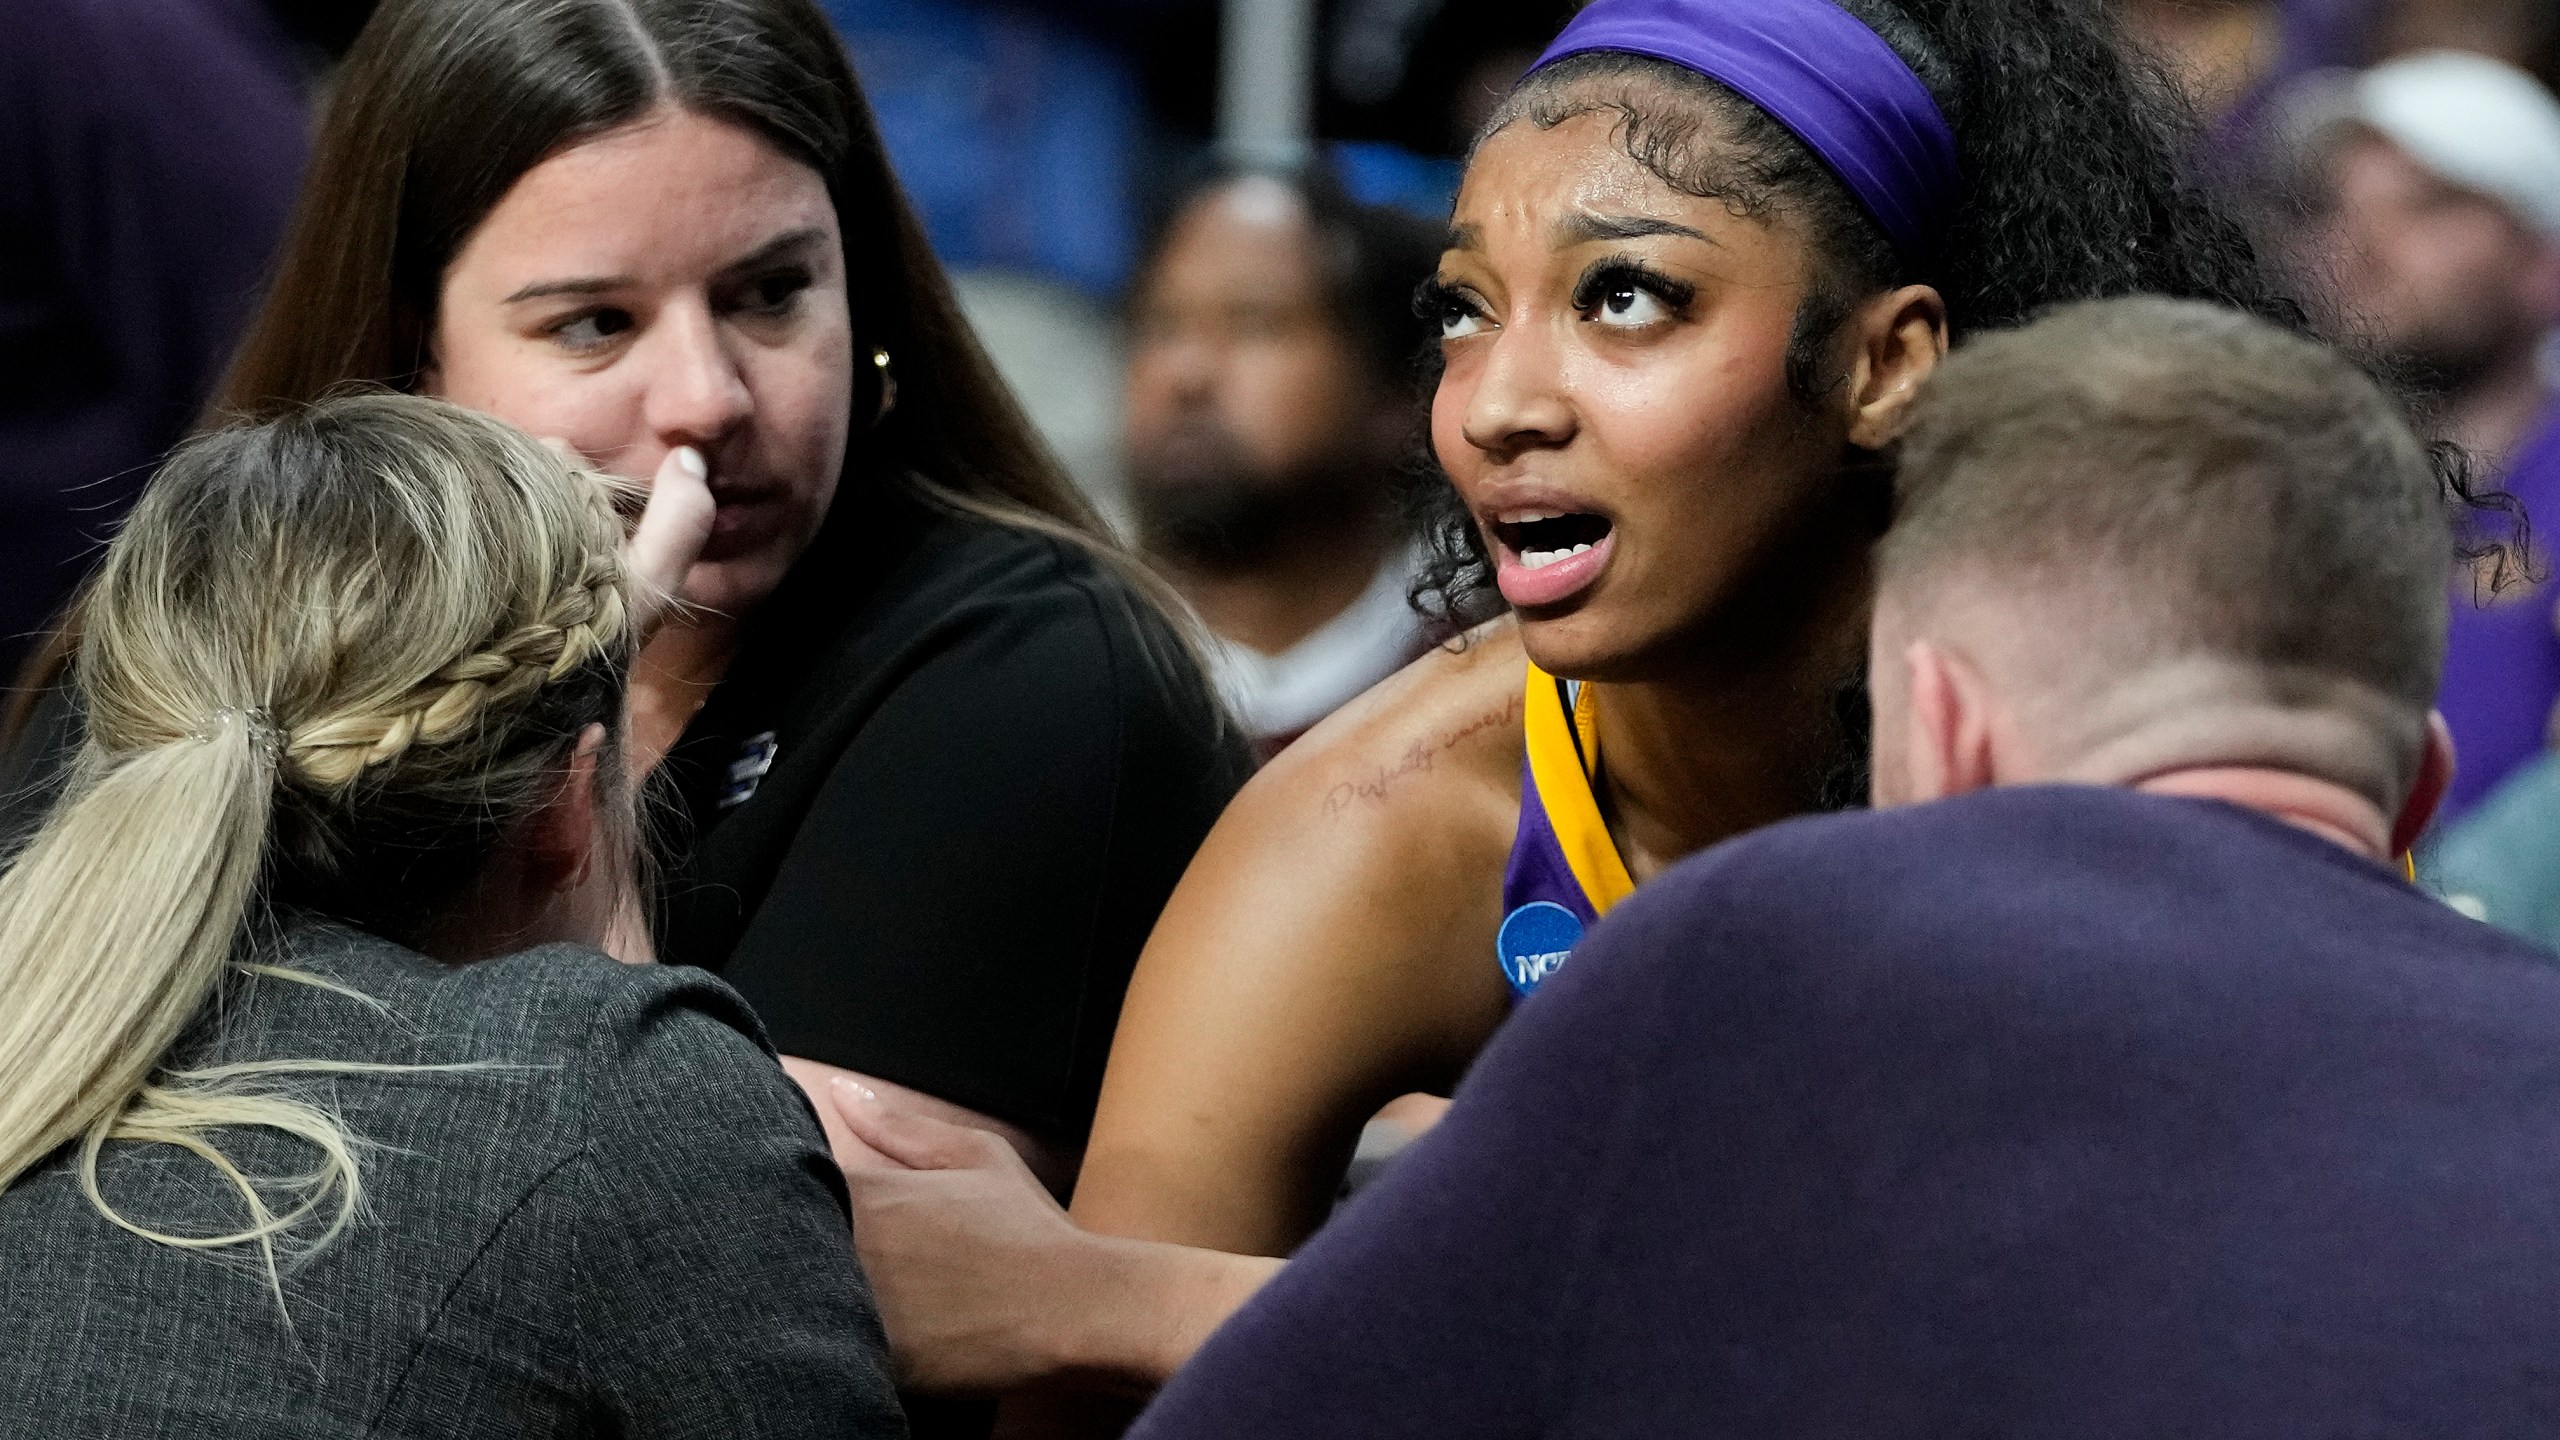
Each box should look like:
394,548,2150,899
1050,1237,1284,1392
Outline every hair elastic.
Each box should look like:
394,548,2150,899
193,707,284,763
1531,0,1961,262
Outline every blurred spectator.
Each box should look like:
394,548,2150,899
2283,51,2560,822
0,0,316,678
823,1,1538,532
1125,170,1441,751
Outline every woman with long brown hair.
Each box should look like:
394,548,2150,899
8,0,1248,1189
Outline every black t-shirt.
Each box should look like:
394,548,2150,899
1135,787,2560,1438
657,492,1251,1141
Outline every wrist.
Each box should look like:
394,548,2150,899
1043,1235,1280,1392
1041,1231,1179,1392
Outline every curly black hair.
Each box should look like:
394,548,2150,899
1401,0,2507,631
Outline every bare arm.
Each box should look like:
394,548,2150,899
1068,643,1525,1256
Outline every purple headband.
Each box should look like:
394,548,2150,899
1532,0,1960,261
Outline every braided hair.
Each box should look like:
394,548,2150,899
0,393,638,1279
283,549,625,790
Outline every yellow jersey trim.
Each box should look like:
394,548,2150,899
1522,663,1638,916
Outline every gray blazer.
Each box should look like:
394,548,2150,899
0,922,907,1438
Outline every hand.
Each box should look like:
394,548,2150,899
826,1077,1106,1394
538,438,717,636
823,1079,1284,1396
623,445,716,635
780,1056,1081,1194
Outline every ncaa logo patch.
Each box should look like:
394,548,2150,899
1497,900,1583,998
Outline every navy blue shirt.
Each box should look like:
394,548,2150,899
1133,786,2560,1439
0,0,308,673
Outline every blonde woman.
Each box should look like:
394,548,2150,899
0,395,903,1437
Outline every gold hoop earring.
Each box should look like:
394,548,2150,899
868,347,897,429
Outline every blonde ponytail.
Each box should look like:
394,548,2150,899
0,715,274,1193
0,394,637,1285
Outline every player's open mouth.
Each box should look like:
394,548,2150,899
1495,511,1611,568
1491,510,1616,608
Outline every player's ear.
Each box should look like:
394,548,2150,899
1844,284,1948,451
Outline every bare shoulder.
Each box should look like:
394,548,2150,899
1082,621,1532,1245
1129,617,1529,1072
1254,616,1529,842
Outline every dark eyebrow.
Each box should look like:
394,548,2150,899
1442,222,1483,254
504,274,636,304
1557,213,1714,246
500,227,832,305
714,226,830,280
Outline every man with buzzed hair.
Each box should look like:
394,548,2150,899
1869,295,2453,856
1120,298,2560,1439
